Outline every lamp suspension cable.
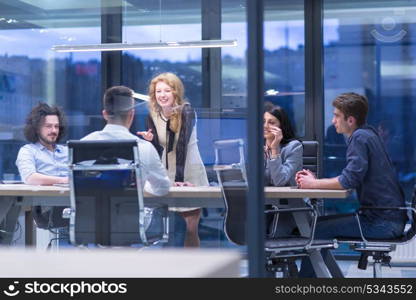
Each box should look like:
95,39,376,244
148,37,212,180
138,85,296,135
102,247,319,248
159,0,162,42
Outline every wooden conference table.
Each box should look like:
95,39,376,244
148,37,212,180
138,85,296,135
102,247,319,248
0,184,348,277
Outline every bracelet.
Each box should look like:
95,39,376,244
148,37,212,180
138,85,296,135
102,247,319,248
270,153,280,159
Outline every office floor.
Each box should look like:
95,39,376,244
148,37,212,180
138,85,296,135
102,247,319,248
337,261,416,278
239,260,416,278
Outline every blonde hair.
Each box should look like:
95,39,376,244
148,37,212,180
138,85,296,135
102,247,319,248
148,72,187,133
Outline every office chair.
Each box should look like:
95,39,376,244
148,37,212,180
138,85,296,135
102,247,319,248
65,140,169,247
337,184,416,277
267,140,320,241
301,141,319,174
32,206,68,230
214,139,337,277
32,206,69,249
299,140,324,211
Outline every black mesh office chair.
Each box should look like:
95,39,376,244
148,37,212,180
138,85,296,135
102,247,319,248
65,140,168,247
267,140,319,243
337,185,416,277
214,139,337,277
299,140,325,215
302,141,319,174
32,206,68,230
32,205,69,249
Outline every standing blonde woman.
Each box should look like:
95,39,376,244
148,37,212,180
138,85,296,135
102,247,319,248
137,72,208,247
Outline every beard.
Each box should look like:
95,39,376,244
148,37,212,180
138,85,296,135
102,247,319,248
39,134,58,146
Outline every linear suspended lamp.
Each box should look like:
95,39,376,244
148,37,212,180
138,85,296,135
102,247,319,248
52,39,237,52
132,92,149,101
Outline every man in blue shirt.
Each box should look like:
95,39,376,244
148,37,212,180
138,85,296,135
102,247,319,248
296,92,407,277
15,102,69,230
16,103,68,185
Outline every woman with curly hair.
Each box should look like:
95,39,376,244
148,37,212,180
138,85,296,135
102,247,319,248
137,72,208,247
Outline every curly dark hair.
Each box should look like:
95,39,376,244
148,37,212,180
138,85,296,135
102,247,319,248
24,102,67,143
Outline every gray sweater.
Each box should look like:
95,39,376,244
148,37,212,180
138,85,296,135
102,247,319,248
264,140,303,187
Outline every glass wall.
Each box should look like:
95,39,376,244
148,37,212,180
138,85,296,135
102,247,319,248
120,0,304,250
0,0,304,254
0,0,102,180
122,18,204,250
4,0,413,272
122,0,202,129
221,0,305,139
0,0,249,250
323,0,416,254
264,0,305,137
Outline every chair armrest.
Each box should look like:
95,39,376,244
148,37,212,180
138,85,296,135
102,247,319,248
360,206,407,211
265,207,314,214
350,205,416,245
267,203,318,240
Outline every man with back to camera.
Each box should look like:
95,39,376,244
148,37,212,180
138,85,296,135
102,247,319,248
81,85,171,197
15,102,69,231
295,92,407,277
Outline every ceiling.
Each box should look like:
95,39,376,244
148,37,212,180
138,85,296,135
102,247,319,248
0,0,414,30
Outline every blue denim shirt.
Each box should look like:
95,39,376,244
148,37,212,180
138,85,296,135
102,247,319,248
338,125,406,224
15,143,68,183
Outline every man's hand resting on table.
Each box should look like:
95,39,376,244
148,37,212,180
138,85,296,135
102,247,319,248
295,169,317,189
295,169,343,190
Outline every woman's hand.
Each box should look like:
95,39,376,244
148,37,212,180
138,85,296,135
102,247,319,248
136,129,153,142
266,125,283,156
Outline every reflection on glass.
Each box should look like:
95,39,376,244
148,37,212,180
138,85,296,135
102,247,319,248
122,1,219,249
323,1,416,254
0,2,101,179
221,0,305,136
